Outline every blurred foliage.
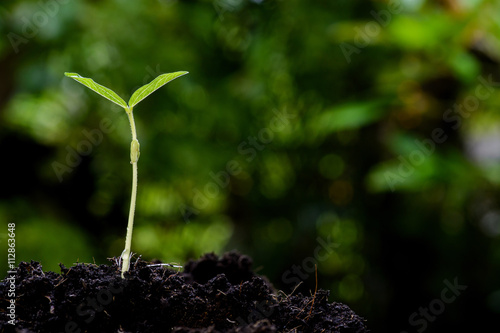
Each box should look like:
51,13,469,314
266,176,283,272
1,0,500,331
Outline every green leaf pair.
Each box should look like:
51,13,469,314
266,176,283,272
64,71,189,109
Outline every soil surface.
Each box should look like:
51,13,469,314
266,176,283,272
0,252,369,332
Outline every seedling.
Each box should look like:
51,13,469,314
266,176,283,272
64,71,189,278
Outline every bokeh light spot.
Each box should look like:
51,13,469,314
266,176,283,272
318,154,345,180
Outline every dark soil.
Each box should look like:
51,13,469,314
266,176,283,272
0,252,369,333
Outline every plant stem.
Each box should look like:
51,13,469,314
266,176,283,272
121,106,139,278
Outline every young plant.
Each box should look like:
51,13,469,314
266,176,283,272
64,71,189,278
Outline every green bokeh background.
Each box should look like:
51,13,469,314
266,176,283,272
1,0,500,331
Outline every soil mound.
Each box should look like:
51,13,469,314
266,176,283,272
0,252,369,332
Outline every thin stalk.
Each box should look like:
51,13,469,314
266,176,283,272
121,106,139,278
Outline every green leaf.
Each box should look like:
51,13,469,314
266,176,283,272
64,72,128,109
128,71,189,108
